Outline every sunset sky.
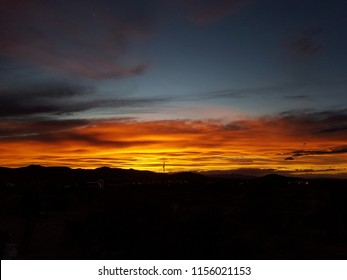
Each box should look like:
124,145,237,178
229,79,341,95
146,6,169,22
1,0,347,176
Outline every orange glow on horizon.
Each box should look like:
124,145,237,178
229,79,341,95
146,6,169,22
1,118,346,176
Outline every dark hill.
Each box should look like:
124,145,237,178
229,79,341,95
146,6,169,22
0,165,202,187
170,172,206,182
260,173,304,182
2,165,347,259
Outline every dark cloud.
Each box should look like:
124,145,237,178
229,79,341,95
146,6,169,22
0,85,86,117
0,117,138,143
0,85,166,118
290,27,323,56
284,95,308,99
1,129,159,148
200,83,315,100
26,131,159,148
201,85,289,99
201,79,347,101
292,146,347,158
0,0,153,79
314,126,347,134
279,109,347,139
0,80,167,144
223,123,248,131
0,119,90,138
280,109,347,120
167,0,256,25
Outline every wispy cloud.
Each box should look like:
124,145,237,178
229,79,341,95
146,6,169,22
199,82,316,100
0,0,153,79
284,95,309,100
1,109,347,174
167,0,257,25
314,126,347,134
0,84,167,118
290,146,347,158
289,27,323,57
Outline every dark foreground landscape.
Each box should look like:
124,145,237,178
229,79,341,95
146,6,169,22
1,165,347,259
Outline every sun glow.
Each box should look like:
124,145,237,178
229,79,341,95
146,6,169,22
1,118,346,176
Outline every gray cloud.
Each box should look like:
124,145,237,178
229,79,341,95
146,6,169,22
0,119,90,139
282,109,347,134
0,0,154,79
0,84,167,118
284,95,308,99
24,131,159,148
292,146,347,158
199,83,316,100
314,126,347,134
280,108,347,120
200,85,289,99
167,0,257,25
223,123,249,131
290,27,323,56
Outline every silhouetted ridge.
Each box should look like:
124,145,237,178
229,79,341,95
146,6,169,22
0,166,171,188
203,172,256,180
261,173,303,181
20,165,44,170
170,172,206,182
261,174,289,181
2,165,347,260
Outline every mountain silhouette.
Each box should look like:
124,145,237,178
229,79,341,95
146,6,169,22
1,165,347,260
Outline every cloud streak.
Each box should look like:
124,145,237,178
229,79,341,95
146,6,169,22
1,109,347,175
198,82,323,100
0,84,166,118
290,146,347,158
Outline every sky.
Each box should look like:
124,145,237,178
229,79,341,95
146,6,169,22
1,0,347,176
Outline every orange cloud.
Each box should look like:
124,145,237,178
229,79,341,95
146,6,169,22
1,114,347,176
